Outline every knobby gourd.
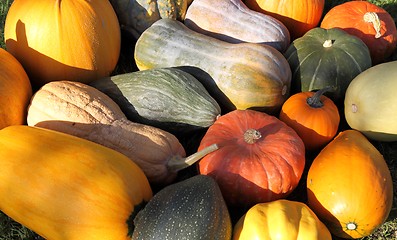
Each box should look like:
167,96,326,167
134,18,292,113
0,125,152,240
197,109,305,207
132,175,232,240
184,0,290,52
27,81,218,185
307,130,393,239
4,0,120,86
0,48,32,129
90,68,221,133
344,60,397,142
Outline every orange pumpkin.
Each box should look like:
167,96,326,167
307,130,393,239
320,1,397,65
279,88,340,151
0,48,32,129
243,0,325,40
4,0,121,86
198,109,306,208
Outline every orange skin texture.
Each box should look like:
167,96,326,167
279,91,340,151
0,125,152,240
320,1,397,65
0,48,32,130
307,130,393,239
198,109,305,208
243,0,325,40
4,0,121,86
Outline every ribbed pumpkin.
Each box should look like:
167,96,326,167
0,125,152,240
320,1,397,65
134,18,292,113
279,88,340,151
233,199,332,240
0,48,32,129
284,27,372,103
184,0,290,52
197,109,306,207
27,81,217,185
90,68,221,133
110,0,188,39
344,60,397,142
4,0,121,86
307,130,393,239
243,0,325,39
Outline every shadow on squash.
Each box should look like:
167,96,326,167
6,20,99,88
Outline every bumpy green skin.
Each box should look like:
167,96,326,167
109,0,187,39
131,175,232,240
284,27,372,104
90,68,221,132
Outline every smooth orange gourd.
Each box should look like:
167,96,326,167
307,130,393,239
0,48,32,129
4,0,121,86
244,0,325,39
0,125,152,240
279,88,340,151
320,1,397,64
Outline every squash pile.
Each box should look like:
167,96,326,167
0,0,396,239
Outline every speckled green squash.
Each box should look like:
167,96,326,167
131,174,232,240
284,27,372,104
134,18,292,113
110,0,188,39
90,68,221,132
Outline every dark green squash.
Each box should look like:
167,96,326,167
90,68,221,133
131,174,232,240
284,27,372,104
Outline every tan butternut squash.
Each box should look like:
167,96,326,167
27,81,217,185
184,0,290,52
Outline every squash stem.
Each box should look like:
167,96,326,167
363,12,382,38
306,87,331,108
167,143,219,172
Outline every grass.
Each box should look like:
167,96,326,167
0,1,397,240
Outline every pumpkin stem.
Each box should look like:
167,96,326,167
363,12,382,38
167,143,219,172
244,129,262,144
306,87,332,108
323,39,333,48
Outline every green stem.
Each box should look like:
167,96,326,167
306,87,332,108
167,143,219,172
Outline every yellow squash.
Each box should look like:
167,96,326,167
0,125,152,240
233,199,332,240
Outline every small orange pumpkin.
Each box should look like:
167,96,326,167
0,48,32,129
307,130,393,239
320,1,397,64
279,88,340,151
4,0,121,86
243,0,325,39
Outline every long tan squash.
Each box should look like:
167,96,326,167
184,0,290,52
27,81,216,185
0,125,152,240
134,18,292,113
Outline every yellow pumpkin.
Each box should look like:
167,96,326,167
0,48,32,129
233,199,332,240
0,125,152,240
4,0,121,86
307,130,393,239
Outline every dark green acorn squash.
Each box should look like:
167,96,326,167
90,68,221,133
284,27,372,104
131,174,232,240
